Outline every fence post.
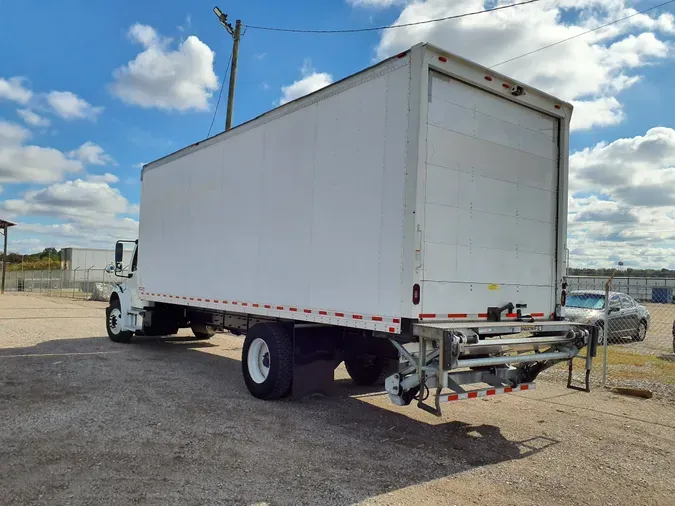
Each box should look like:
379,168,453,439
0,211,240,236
603,282,609,388
40,270,43,294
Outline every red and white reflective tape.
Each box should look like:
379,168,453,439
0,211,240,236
440,383,535,403
419,313,547,320
137,287,401,334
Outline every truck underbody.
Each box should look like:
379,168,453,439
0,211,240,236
107,292,596,416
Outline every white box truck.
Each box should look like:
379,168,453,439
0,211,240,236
106,43,595,415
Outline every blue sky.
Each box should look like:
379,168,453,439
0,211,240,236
1,0,675,269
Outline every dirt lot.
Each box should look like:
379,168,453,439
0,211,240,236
1,294,675,506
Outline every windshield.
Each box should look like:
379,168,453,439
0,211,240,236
566,294,604,309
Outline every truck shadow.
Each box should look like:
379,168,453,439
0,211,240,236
1,334,559,505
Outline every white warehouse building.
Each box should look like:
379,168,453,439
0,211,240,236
60,247,116,271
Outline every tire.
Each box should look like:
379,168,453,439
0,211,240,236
634,320,647,342
344,353,385,386
595,321,605,345
106,298,133,343
242,323,293,400
191,323,216,340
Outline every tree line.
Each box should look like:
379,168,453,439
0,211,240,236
0,248,61,271
569,268,675,278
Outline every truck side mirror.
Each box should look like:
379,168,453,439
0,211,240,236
115,242,124,270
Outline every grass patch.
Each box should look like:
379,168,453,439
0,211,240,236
554,347,675,384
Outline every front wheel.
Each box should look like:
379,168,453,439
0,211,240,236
242,323,293,399
106,298,133,343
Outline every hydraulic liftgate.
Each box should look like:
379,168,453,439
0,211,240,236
385,320,597,416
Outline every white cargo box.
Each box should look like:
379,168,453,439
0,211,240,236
138,43,571,335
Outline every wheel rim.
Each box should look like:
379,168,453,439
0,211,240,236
108,308,122,335
248,338,271,384
639,324,646,340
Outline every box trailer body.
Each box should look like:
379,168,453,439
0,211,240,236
138,43,569,331
106,44,594,413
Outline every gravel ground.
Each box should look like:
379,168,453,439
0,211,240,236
1,294,675,506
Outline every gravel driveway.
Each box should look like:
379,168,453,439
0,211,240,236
1,294,674,505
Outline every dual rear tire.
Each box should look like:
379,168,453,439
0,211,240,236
240,323,387,400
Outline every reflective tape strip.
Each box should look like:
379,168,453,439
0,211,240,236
440,383,535,403
140,292,402,333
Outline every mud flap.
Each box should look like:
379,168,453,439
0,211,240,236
292,325,341,400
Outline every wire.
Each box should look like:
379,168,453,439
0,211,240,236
244,0,541,34
207,52,233,138
490,0,675,68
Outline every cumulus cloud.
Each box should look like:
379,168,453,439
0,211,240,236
47,91,104,120
568,128,675,268
86,173,119,184
110,24,218,111
0,120,82,184
570,97,624,131
68,141,116,166
367,0,674,131
1,179,139,249
17,108,51,128
0,120,31,146
278,60,333,105
0,77,33,104
0,120,116,185
2,179,134,218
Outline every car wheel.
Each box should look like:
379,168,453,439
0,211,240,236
634,320,647,342
595,321,605,345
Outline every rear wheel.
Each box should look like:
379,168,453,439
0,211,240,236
634,320,647,342
191,323,216,340
106,298,133,343
242,323,293,399
344,353,385,386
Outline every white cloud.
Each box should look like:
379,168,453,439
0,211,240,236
255,52,267,60
17,108,51,128
1,179,139,249
570,97,624,131
278,60,333,105
2,179,134,217
0,120,31,145
132,162,145,169
68,141,116,166
0,119,83,184
0,77,33,104
111,24,218,112
86,173,119,184
178,14,192,33
47,91,104,120
369,0,674,130
568,127,675,268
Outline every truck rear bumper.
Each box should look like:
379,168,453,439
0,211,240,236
385,320,596,415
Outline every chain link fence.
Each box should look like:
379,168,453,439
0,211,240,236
566,275,675,394
2,268,120,300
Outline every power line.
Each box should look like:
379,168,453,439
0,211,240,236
490,0,675,68
244,0,541,34
207,52,232,138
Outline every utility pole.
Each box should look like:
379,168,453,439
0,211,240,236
213,7,242,131
0,219,15,294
